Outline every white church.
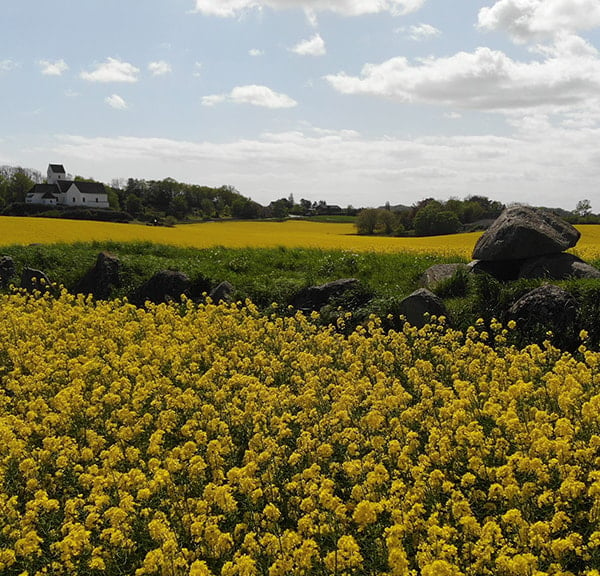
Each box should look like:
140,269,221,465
26,164,109,208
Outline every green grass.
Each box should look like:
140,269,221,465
0,241,459,305
2,241,599,350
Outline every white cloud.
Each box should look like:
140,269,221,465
249,48,264,56
50,121,600,208
202,85,297,108
478,0,600,43
192,0,426,18
193,62,203,77
148,60,172,76
405,23,441,41
0,59,17,72
290,34,326,56
325,46,600,113
39,59,69,76
105,94,128,110
81,58,140,83
201,94,227,106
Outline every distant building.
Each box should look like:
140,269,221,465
26,164,109,208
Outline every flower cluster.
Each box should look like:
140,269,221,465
0,289,599,575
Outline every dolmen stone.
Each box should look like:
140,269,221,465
133,270,190,305
398,288,447,329
21,267,55,294
291,278,362,312
72,252,121,300
472,205,580,261
0,256,16,288
469,259,523,282
419,263,469,289
508,284,579,341
209,281,234,304
518,253,600,280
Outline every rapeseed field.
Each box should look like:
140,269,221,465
0,290,599,575
0,217,477,256
2,216,599,260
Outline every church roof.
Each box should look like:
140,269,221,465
48,164,66,174
74,181,106,195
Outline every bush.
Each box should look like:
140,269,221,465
414,203,462,236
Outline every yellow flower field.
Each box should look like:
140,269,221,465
2,216,599,259
0,290,599,575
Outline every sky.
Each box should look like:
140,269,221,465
2,0,600,210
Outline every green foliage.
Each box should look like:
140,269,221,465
413,202,462,236
1,241,599,350
355,208,379,234
431,267,470,298
355,208,403,236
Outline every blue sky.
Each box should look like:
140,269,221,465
2,0,600,210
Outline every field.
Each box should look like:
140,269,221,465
0,292,599,575
1,217,600,575
0,217,479,256
2,216,599,260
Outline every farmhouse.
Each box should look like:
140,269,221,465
26,164,109,208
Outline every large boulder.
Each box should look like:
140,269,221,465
397,288,447,329
133,270,190,305
72,252,121,300
419,263,469,289
469,259,524,281
21,267,55,294
518,253,600,280
472,206,580,261
291,278,363,312
209,281,235,304
508,284,579,344
0,256,16,288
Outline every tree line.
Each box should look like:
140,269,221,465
355,196,505,237
1,165,597,231
355,196,599,237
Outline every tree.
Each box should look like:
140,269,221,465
414,203,462,236
575,199,592,217
232,197,261,219
168,195,189,220
125,194,143,216
376,209,397,235
355,208,379,235
200,198,215,219
8,169,34,203
0,172,8,208
270,199,290,219
106,188,121,210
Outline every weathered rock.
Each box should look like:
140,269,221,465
508,284,579,341
518,253,600,280
0,256,16,288
21,267,54,294
209,281,234,303
472,206,580,261
469,259,525,282
291,278,362,312
72,252,121,299
133,270,190,305
397,288,447,329
419,263,469,289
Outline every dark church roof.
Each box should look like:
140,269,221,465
28,181,106,197
55,180,106,194
73,181,106,195
30,184,57,195
48,164,66,174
